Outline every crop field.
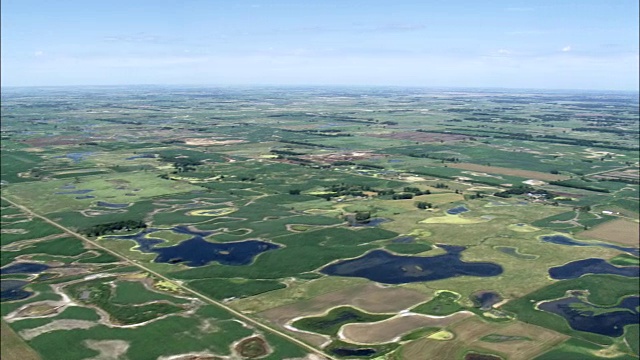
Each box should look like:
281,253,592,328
1,87,638,359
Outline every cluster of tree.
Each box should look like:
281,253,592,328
332,161,356,166
392,193,414,200
270,149,304,156
548,180,610,193
279,140,336,149
435,183,449,189
344,211,372,224
95,118,142,125
405,152,461,162
494,185,553,198
281,129,352,137
81,220,147,237
356,164,385,170
159,155,203,173
403,187,430,195
415,201,433,209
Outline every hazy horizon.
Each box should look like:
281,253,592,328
2,0,638,90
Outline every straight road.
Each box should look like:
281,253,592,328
2,196,335,360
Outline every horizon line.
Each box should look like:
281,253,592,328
2,83,638,93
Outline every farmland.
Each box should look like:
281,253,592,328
1,86,638,359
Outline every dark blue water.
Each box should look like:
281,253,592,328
55,189,94,195
54,152,94,163
96,201,130,208
1,263,50,275
0,280,32,302
541,235,639,256
76,195,95,199
60,184,76,189
471,291,502,310
106,226,279,267
330,348,377,357
388,159,404,163
538,296,639,337
549,258,640,280
447,206,469,215
320,245,502,284
126,154,155,160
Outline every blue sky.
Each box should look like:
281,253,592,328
1,0,638,90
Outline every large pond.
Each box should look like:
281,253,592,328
0,280,32,302
106,226,279,267
549,258,639,280
320,245,502,284
538,295,639,337
1,262,50,275
541,235,639,256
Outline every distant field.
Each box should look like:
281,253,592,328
449,163,570,182
580,219,640,246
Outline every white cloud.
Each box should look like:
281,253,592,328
562,45,572,52
497,49,511,55
34,50,44,56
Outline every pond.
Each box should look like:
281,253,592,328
55,189,94,195
548,258,639,280
330,348,377,357
538,295,639,337
75,195,95,199
96,201,130,208
54,152,94,163
0,280,32,302
541,235,639,256
1,262,50,275
447,206,469,215
320,245,502,284
105,226,280,267
126,154,156,160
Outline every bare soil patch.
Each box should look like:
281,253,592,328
84,340,130,360
233,336,271,358
448,163,569,181
260,284,427,327
341,312,472,344
580,219,640,246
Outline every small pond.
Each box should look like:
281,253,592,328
330,348,377,357
126,154,155,160
1,262,50,275
538,295,639,337
447,206,469,215
96,201,130,208
548,258,639,280
320,245,502,284
55,189,94,195
541,235,639,256
54,152,94,163
0,280,32,302
76,195,95,199
106,226,279,267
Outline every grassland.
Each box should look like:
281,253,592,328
1,86,638,360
